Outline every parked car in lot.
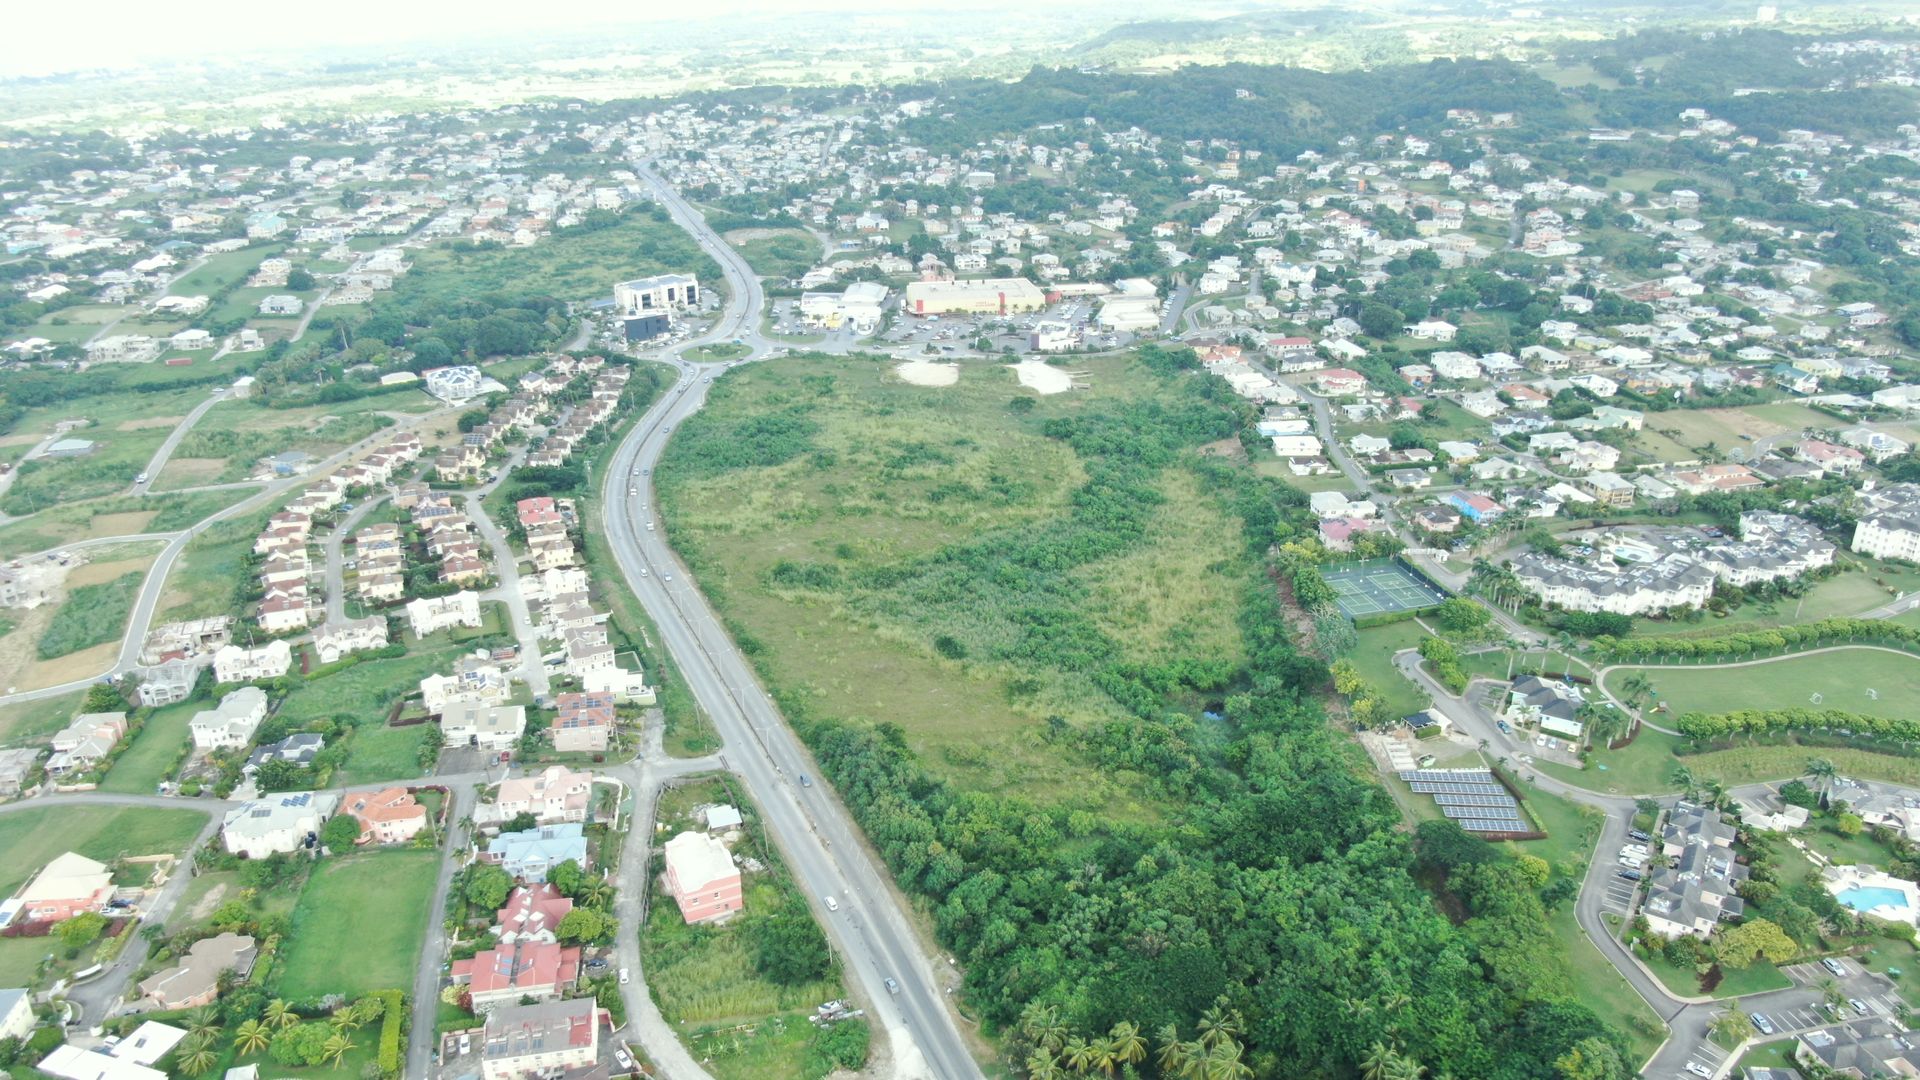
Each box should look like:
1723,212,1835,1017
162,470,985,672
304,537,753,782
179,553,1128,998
1750,1013,1775,1035
1823,957,1846,976
1684,1063,1711,1077
1850,998,1870,1015
1617,869,1641,881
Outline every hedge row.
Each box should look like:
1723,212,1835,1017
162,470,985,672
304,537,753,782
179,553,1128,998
375,989,406,1078
1674,707,1920,743
1597,617,1920,662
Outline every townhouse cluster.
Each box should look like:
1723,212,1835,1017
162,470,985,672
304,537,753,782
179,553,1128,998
512,495,649,704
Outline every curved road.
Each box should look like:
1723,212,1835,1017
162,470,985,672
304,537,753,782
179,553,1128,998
598,162,980,1079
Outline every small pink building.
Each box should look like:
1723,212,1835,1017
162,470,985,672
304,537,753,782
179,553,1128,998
342,787,429,845
663,831,742,925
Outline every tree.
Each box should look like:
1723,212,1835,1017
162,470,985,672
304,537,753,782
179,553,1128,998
233,1019,272,1056
1807,757,1838,794
1313,613,1359,660
286,269,316,291
321,815,363,852
1331,659,1367,697
1554,1036,1627,1080
555,907,612,945
1108,1022,1146,1069
1434,598,1492,635
188,1007,221,1042
747,900,832,984
322,1033,356,1067
1668,764,1700,801
547,859,586,898
1716,918,1798,968
1834,811,1865,837
501,811,539,834
265,999,299,1029
463,864,512,911
54,912,108,952
1359,300,1404,339
1707,1009,1754,1045
177,1036,218,1077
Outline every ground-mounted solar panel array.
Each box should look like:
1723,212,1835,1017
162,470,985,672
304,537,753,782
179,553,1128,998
1399,768,1529,834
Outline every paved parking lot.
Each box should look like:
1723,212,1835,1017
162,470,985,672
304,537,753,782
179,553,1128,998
1597,870,1639,918
1677,1035,1730,1079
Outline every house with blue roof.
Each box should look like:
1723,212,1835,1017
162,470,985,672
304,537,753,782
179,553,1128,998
484,824,588,882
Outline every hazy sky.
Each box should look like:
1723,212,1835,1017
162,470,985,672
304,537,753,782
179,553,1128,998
6,0,1068,77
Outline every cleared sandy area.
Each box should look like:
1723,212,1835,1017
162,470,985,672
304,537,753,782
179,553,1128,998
1012,360,1073,395
90,511,160,536
117,416,185,431
895,360,959,387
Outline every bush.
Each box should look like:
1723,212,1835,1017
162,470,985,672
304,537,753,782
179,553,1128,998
375,989,404,1078
806,1019,869,1078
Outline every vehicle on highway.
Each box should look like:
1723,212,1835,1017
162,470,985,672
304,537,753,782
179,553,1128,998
619,967,630,985
824,896,838,911
1750,1013,1775,1035
661,573,671,581
799,774,812,787
1496,719,1510,733
134,472,148,484
884,977,900,995
629,487,637,495
646,521,655,531
639,568,649,577
643,468,650,475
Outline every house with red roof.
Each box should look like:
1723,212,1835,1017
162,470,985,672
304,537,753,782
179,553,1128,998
452,941,581,1011
495,884,573,945
1313,368,1368,396
341,787,428,845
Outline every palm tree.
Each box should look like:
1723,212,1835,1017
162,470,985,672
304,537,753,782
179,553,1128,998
1155,1024,1190,1078
1201,1040,1254,1080
1063,1036,1097,1076
1021,1003,1068,1057
580,877,615,909
1026,1051,1066,1080
1819,976,1846,1008
187,1006,221,1042
1196,1004,1241,1051
265,998,298,1029
331,1004,364,1032
322,1033,356,1067
1108,1021,1147,1069
177,1037,218,1077
1362,1041,1397,1080
232,1019,271,1056
1386,1053,1428,1080
1807,757,1838,796
1669,763,1700,801
1702,777,1728,810
1090,1036,1118,1077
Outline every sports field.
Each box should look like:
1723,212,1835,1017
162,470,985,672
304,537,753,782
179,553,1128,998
1604,647,1920,721
1324,559,1449,619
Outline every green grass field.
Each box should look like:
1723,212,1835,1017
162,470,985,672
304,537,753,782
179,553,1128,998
399,206,718,305
37,570,144,659
0,689,85,746
1604,648,1920,722
100,700,201,794
0,488,245,557
154,510,267,623
1348,621,1434,721
728,230,821,282
0,805,207,897
654,353,1252,809
156,407,390,488
275,849,438,1000
167,245,284,300
336,723,433,788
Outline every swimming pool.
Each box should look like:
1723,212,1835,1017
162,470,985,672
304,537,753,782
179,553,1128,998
1838,886,1911,913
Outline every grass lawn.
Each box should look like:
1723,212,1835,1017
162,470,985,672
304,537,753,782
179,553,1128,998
1733,1039,1799,1074
275,849,438,1000
1642,948,1792,998
1797,815,1900,868
168,245,284,298
1535,726,1687,797
336,723,433,787
153,510,268,623
37,570,144,659
687,342,751,363
727,229,821,281
0,488,247,559
0,689,85,745
1855,939,1920,1009
400,204,718,305
1548,908,1665,1066
0,805,207,896
101,699,201,794
1603,648,1920,722
1626,557,1920,638
1348,621,1435,721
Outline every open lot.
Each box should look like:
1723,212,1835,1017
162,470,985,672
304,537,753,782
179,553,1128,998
101,699,201,794
0,689,86,746
274,849,438,1000
656,353,1251,811
0,804,206,897
1644,403,1832,453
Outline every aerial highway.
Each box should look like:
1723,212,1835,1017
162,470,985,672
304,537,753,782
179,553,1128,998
598,164,982,1079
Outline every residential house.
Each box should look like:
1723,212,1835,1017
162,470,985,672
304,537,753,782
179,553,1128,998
441,704,527,751
1505,674,1585,739
221,791,341,859
212,641,291,684
242,733,324,779
189,687,270,751
0,986,32,1043
1642,802,1746,939
551,692,616,753
1445,492,1506,524
312,617,389,664
137,933,255,1009
340,787,428,845
479,998,601,1080
46,712,128,775
407,592,483,638
476,766,593,829
452,941,581,1011
663,830,743,925
495,884,573,945
1796,1018,1920,1078
482,824,587,883
14,852,115,922
0,747,38,798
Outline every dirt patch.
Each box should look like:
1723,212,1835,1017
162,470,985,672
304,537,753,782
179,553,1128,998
893,360,959,388
187,881,228,922
20,639,117,690
1012,360,1073,395
66,556,152,589
155,458,227,490
722,227,794,244
89,510,159,537
1200,437,1248,463
117,416,185,432
0,435,39,448
0,608,55,692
